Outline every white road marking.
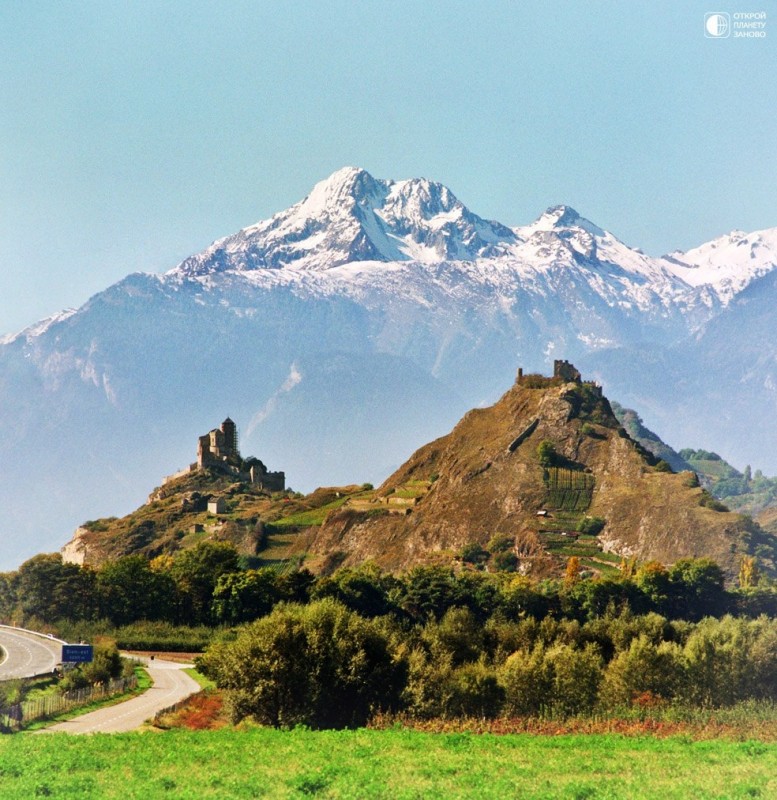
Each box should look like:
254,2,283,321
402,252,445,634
0,628,61,680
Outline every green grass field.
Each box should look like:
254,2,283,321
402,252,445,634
1,728,775,799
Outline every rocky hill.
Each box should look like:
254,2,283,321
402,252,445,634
61,465,371,570
61,365,777,582
309,363,774,580
60,417,366,568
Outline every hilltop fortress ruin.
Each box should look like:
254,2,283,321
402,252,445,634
516,359,603,397
163,417,285,491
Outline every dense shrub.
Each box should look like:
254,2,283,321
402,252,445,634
199,599,406,728
446,662,504,718
58,640,126,692
499,645,552,716
599,636,684,709
576,516,606,536
421,607,484,667
544,643,603,716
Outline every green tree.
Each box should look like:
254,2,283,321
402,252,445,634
276,569,316,605
545,643,603,716
490,550,518,572
97,556,177,626
15,554,96,622
311,563,398,618
635,561,672,615
487,534,514,553
403,649,504,720
169,542,240,624
679,617,748,706
402,647,455,719
498,576,553,621
667,558,728,621
567,577,647,622
0,572,18,622
678,615,777,707
421,607,484,667
398,566,461,621
211,568,281,624
199,599,406,728
499,645,552,716
459,542,489,567
446,662,505,718
576,516,606,536
536,440,558,467
599,635,684,709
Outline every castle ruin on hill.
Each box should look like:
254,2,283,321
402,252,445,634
516,360,602,397
163,417,285,491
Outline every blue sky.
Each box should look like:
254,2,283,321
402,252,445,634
1,1,775,333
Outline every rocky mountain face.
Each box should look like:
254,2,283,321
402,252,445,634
310,366,768,580
1,167,776,568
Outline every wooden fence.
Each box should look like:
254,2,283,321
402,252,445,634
0,675,138,731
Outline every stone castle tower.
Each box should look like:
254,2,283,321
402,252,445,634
553,359,582,383
162,416,285,492
198,417,240,468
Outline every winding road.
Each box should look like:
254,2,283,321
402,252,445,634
40,657,201,734
1,627,201,733
0,625,63,680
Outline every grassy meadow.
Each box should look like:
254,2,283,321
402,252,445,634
0,727,775,799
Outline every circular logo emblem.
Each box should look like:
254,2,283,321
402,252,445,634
705,13,730,38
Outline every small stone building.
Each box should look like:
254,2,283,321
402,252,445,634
207,497,226,515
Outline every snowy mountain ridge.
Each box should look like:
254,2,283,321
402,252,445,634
174,166,517,276
169,167,775,311
665,226,777,303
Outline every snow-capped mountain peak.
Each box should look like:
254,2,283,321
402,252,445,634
522,204,605,238
294,166,384,218
665,225,777,302
172,167,518,276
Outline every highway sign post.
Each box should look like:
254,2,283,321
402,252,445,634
62,644,94,663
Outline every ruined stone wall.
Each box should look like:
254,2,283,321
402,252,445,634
553,359,582,383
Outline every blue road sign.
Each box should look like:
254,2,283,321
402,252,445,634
62,644,94,663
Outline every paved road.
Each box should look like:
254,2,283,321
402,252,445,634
40,657,200,734
0,626,63,680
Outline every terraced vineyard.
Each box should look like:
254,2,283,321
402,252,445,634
535,508,617,576
543,467,595,512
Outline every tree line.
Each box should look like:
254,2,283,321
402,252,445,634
1,543,777,630
4,544,777,727
200,599,777,728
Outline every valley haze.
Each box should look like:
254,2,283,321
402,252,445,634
0,166,775,570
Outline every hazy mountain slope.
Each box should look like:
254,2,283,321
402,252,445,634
580,267,777,475
610,402,692,474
